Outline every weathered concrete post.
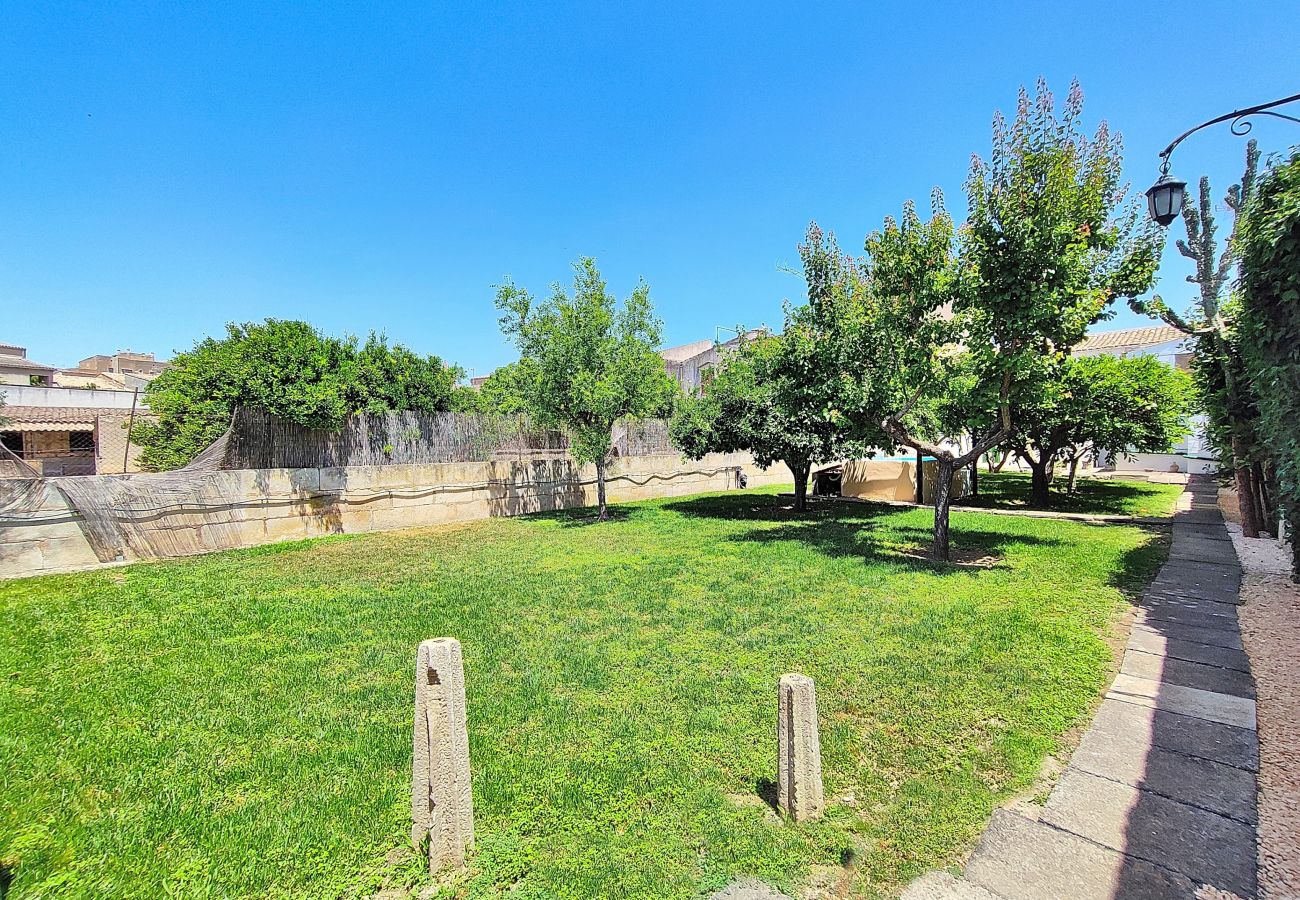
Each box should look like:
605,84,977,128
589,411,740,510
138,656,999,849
777,673,825,822
412,638,474,873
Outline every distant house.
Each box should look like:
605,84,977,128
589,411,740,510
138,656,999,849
0,343,56,387
56,350,170,390
1071,324,1215,474
660,330,767,394
0,385,149,477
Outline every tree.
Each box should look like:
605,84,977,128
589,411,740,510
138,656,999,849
1237,147,1300,580
495,258,676,520
1010,354,1194,504
670,311,848,512
1130,141,1267,535
816,80,1160,559
473,362,533,415
132,320,462,470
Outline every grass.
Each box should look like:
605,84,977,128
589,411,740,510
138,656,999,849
957,471,1185,518
0,486,1169,899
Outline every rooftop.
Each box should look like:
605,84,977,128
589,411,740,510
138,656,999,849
0,406,104,431
1073,324,1187,355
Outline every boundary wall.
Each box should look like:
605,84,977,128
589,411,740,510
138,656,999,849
1,453,788,580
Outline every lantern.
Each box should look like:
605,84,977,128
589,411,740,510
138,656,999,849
1145,173,1187,227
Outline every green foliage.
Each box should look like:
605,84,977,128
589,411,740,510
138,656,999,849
808,201,957,454
1237,147,1300,572
495,258,676,472
1009,354,1194,486
670,310,849,504
472,362,533,415
0,486,1167,898
822,79,1160,456
796,80,1158,555
132,320,462,471
963,79,1161,361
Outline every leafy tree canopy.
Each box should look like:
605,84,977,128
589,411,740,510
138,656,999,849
1009,354,1194,503
471,362,533,415
806,79,1161,557
495,258,676,518
670,307,851,510
133,319,462,470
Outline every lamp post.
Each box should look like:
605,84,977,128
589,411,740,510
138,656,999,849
1146,91,1300,226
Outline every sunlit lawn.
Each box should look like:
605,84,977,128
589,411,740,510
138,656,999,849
0,486,1167,899
958,470,1185,518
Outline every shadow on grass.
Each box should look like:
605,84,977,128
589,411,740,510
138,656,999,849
543,507,635,528
663,493,1064,575
959,472,1175,516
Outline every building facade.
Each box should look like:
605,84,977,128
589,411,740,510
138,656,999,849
1,385,149,477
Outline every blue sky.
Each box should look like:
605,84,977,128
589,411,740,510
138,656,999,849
3,2,1296,377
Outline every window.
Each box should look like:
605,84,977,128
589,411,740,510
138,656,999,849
0,432,24,455
68,431,95,453
29,374,49,386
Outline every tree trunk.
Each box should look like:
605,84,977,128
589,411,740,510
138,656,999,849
1066,456,1081,495
789,460,810,512
1252,461,1273,537
932,457,955,560
1232,436,1260,538
970,458,979,497
1029,458,1051,507
990,449,1010,472
915,451,925,504
595,456,609,521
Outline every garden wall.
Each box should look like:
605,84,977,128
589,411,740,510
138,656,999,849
0,453,788,580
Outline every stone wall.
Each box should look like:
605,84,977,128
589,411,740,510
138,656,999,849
0,452,789,580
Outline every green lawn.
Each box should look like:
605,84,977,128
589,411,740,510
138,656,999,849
957,471,1184,518
0,486,1167,899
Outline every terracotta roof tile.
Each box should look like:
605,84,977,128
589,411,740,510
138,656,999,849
1074,325,1187,354
0,406,104,425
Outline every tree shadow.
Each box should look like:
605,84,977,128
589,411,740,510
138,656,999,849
664,493,1064,575
960,472,1175,516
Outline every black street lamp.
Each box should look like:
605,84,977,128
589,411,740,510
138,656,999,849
1147,91,1300,227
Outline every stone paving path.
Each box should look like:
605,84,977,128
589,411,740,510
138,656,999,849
904,478,1259,899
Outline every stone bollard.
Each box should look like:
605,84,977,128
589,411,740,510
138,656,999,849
412,638,474,873
777,673,825,822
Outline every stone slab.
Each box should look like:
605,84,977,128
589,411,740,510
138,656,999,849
1143,575,1240,596
1133,603,1239,633
1131,620,1243,652
1171,522,1234,539
1085,698,1258,772
1121,648,1255,699
964,809,1198,900
900,871,1002,900
1171,509,1227,524
1039,770,1257,898
1138,598,1237,632
1168,537,1240,565
1148,566,1242,594
1143,582,1242,608
1127,625,1252,672
1106,673,1256,729
1069,724,1257,823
